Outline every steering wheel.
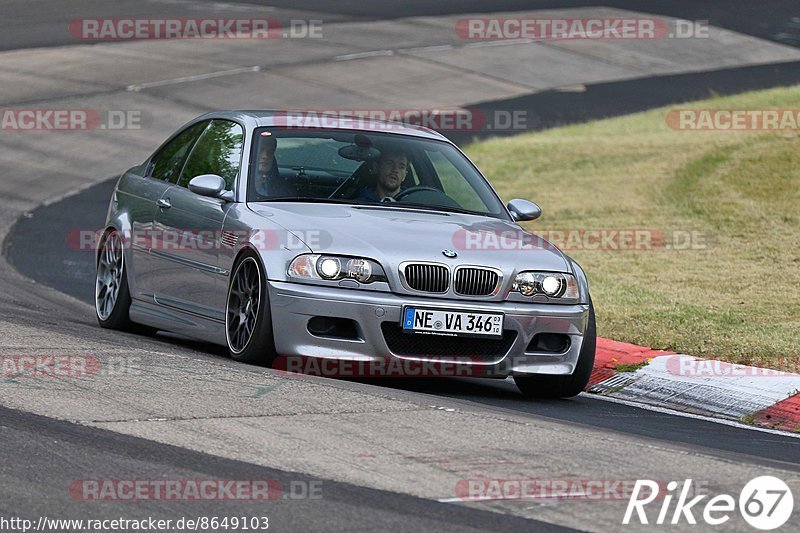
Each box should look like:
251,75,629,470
393,186,443,201
329,172,358,199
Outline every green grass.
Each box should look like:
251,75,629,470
613,362,650,373
464,86,800,364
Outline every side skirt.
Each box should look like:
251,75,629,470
129,298,227,346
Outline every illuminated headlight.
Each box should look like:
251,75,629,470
541,275,562,296
512,272,579,300
288,254,386,284
317,257,341,279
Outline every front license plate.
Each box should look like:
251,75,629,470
401,307,504,338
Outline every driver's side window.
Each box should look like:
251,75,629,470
177,120,244,190
149,121,208,182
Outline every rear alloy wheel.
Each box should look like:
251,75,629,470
514,300,596,399
95,229,134,330
226,253,277,365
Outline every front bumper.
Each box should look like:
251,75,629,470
268,280,590,377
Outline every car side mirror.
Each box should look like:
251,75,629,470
188,174,233,201
507,199,542,222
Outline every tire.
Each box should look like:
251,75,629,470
95,229,136,330
225,251,277,365
514,300,596,399
95,229,157,335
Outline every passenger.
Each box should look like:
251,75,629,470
355,150,409,202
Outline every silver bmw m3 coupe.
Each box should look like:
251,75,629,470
95,111,595,397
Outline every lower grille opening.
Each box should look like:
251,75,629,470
307,316,360,340
381,322,516,359
526,333,570,353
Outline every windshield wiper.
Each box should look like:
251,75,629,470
368,201,492,217
250,197,498,218
255,197,364,204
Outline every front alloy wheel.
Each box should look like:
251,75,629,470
225,253,277,364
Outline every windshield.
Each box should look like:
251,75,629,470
247,128,508,218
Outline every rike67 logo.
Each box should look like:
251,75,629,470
624,476,793,529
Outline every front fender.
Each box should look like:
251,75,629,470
564,255,591,304
219,204,313,281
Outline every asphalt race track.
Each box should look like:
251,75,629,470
3,0,800,51
9,177,800,467
2,1,800,531
1,406,567,532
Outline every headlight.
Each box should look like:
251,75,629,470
514,272,537,296
317,257,341,279
288,254,387,284
345,258,373,283
512,272,579,300
541,275,562,296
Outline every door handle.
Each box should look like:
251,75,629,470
157,198,172,209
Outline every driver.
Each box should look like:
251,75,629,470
254,135,279,196
355,150,409,202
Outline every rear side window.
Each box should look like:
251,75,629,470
149,121,208,182
177,120,244,190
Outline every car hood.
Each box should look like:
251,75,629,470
248,202,570,273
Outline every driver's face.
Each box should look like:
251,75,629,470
376,153,408,195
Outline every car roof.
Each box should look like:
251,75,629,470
193,110,451,142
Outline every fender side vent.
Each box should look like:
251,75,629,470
220,231,239,248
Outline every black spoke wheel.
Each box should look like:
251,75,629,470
225,252,277,364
